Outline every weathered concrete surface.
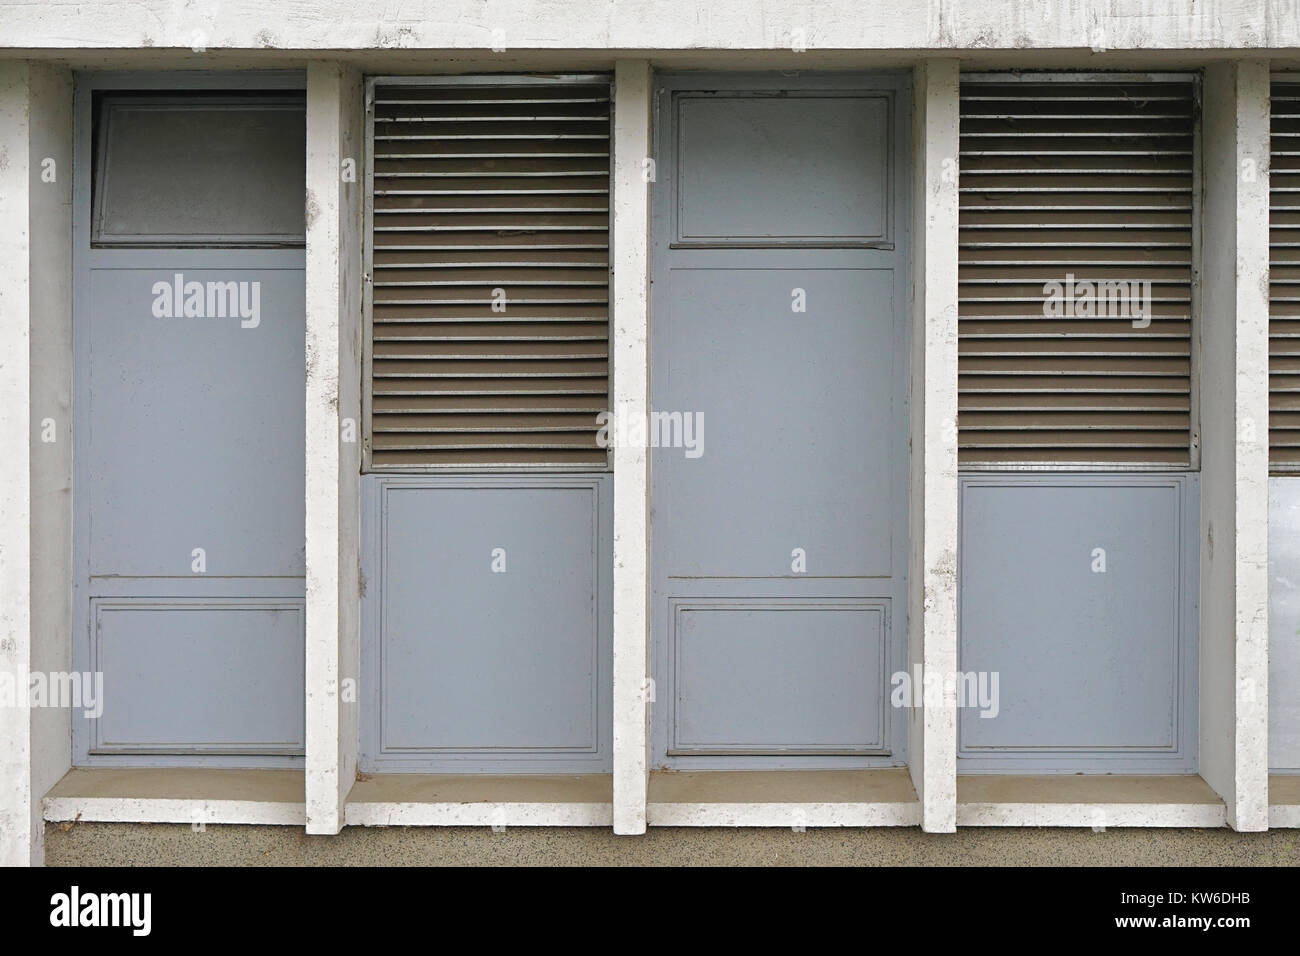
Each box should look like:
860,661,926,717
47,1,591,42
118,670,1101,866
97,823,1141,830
3,1,1300,53
0,60,73,869
43,822,1300,866
909,58,960,834
610,60,652,837
304,61,363,836
1199,60,1272,832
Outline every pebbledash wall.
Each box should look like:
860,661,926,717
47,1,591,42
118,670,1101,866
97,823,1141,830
3,1,1300,867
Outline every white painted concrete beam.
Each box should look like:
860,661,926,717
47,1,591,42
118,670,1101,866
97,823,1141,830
0,60,73,868
611,59,653,837
1199,59,1271,832
0,2,1298,54
910,58,961,834
304,61,364,836
0,60,36,868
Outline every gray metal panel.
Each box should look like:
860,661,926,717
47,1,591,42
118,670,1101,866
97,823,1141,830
1269,477,1300,770
656,266,896,579
669,599,888,755
675,93,888,245
957,474,1199,772
361,474,612,772
89,599,305,755
84,266,306,578
651,72,911,770
72,74,307,768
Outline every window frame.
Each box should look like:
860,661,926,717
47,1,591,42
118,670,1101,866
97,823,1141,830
91,91,308,249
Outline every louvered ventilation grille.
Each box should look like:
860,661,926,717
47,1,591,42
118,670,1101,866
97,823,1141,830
958,77,1196,467
1272,80,1300,470
367,80,611,468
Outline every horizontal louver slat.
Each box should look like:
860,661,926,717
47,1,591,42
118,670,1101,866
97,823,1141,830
368,79,612,469
958,77,1196,466
1273,81,1300,470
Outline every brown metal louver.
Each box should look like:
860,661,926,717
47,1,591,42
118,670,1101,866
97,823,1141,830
958,75,1197,467
1272,79,1300,471
365,77,612,469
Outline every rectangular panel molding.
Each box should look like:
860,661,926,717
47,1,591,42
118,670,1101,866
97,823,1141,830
668,598,889,756
1269,479,1300,770
958,474,1199,773
88,599,306,755
361,474,612,772
93,93,307,246
673,92,890,246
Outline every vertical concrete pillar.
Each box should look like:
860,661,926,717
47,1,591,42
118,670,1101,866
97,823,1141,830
0,61,36,868
1200,60,1271,832
0,61,73,868
611,59,653,835
305,61,364,835
910,58,961,833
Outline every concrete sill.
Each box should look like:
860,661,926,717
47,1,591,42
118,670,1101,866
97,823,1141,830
43,768,305,825
1269,775,1300,827
343,773,613,826
957,774,1227,827
646,768,920,826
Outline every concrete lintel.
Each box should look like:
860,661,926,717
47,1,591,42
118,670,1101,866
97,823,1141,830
304,60,364,835
2,2,1300,55
611,59,652,836
909,58,960,833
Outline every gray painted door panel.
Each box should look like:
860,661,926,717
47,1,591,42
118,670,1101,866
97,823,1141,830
361,475,613,772
651,73,911,770
657,267,895,578
73,81,307,767
1269,478,1300,770
76,260,306,766
670,601,887,754
957,475,1198,773
90,600,305,754
86,268,306,578
676,95,888,243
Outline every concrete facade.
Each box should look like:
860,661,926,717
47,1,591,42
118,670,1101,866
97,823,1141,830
610,59,653,837
304,61,364,835
0,1,1296,865
909,58,961,834
1199,60,1272,831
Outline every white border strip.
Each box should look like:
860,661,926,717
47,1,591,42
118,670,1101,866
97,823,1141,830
957,802,1228,827
345,802,612,826
1269,804,1300,828
648,802,920,827
43,796,305,826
